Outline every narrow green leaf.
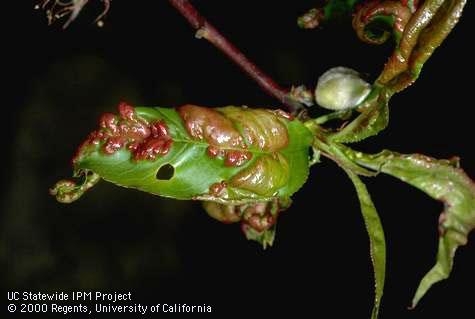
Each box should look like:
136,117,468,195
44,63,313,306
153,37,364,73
344,169,386,319
345,149,475,307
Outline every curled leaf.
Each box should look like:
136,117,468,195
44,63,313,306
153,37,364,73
203,197,291,248
53,102,314,244
50,171,100,203
352,0,412,45
345,148,475,307
330,0,465,145
377,0,467,92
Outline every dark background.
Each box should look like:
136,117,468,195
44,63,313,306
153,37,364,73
3,1,474,318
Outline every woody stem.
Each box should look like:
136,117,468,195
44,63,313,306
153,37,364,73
168,0,303,113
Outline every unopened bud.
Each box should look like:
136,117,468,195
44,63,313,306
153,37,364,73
315,67,371,110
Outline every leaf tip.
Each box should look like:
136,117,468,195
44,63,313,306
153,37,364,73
50,171,100,203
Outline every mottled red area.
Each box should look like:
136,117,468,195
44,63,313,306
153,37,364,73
178,104,252,167
207,146,220,157
134,121,173,161
99,113,118,133
118,102,136,121
242,202,277,232
206,147,251,167
73,102,172,164
209,181,227,197
224,150,252,167
103,136,124,154
244,214,275,233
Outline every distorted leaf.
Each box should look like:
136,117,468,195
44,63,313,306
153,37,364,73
51,102,314,244
203,197,291,248
345,148,475,307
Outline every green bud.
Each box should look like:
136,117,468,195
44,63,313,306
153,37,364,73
315,67,371,110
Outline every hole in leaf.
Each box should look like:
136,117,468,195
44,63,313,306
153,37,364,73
156,164,175,180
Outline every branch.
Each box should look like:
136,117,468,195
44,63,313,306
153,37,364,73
168,0,303,113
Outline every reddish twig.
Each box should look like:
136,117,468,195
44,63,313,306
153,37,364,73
168,0,303,113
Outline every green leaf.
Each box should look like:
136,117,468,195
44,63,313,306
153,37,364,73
52,103,314,244
345,149,475,307
344,169,386,319
61,103,313,203
328,86,390,143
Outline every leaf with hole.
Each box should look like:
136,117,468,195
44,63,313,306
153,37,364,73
51,102,314,246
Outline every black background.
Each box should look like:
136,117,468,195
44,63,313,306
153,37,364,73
3,1,474,318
